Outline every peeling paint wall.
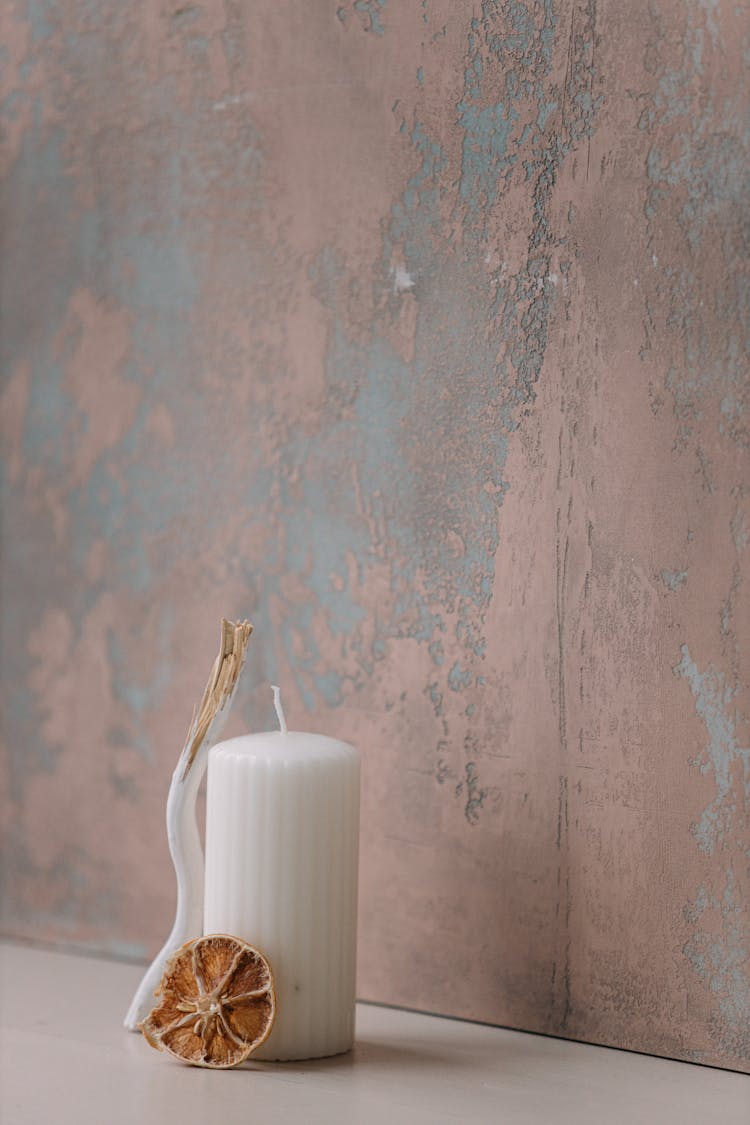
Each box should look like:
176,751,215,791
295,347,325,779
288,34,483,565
1,1,748,1070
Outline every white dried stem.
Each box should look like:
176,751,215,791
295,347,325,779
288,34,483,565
124,618,253,1031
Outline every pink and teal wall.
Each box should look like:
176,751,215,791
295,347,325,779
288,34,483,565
1,1,748,1071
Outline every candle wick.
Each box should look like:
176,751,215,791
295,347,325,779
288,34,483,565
271,685,288,735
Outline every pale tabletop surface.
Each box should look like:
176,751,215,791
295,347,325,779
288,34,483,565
1,942,747,1125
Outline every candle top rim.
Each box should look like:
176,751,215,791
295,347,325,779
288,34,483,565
210,730,357,760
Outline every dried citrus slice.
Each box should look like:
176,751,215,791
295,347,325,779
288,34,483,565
139,934,276,1068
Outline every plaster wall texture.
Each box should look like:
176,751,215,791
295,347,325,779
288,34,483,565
1,1,748,1071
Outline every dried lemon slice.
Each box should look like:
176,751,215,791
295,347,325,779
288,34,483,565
139,934,276,1068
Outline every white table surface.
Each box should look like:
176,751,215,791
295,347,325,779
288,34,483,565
0,941,747,1124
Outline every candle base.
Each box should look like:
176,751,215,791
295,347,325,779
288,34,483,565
251,1001,356,1061
252,1038,355,1063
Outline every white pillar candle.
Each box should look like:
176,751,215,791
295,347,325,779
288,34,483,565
203,688,360,1061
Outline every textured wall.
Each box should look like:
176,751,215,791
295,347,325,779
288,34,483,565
1,1,748,1071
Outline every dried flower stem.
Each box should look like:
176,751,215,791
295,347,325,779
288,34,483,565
124,618,253,1031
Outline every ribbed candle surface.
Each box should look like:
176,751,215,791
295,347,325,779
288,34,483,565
203,731,360,1061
